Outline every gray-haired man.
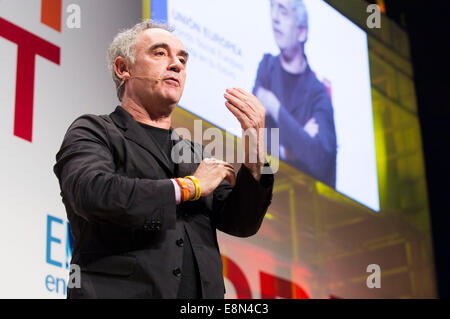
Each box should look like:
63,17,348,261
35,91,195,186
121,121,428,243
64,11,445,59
54,20,274,299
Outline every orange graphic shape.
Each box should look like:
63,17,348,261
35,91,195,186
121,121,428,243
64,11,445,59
41,0,62,32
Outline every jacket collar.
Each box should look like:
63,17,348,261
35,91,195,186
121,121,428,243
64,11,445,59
109,105,198,177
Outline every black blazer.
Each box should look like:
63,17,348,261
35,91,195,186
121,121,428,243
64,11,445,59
53,106,274,298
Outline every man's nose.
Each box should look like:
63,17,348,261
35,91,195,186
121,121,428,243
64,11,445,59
169,65,180,72
168,57,182,73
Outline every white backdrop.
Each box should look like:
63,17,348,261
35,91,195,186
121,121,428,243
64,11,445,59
0,0,141,298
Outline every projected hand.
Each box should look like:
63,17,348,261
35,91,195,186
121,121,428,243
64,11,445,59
255,87,281,123
224,87,265,181
304,117,319,138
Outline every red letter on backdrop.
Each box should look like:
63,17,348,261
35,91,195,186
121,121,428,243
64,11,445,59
221,255,253,299
260,271,310,299
0,17,60,142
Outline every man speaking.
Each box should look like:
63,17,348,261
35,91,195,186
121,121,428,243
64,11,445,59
53,20,274,299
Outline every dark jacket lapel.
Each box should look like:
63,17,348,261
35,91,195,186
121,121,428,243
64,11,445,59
170,126,201,178
109,106,174,175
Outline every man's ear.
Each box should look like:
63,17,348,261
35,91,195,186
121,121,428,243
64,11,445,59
297,26,308,43
114,56,130,80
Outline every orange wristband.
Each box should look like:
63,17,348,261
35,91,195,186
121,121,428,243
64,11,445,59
174,178,189,202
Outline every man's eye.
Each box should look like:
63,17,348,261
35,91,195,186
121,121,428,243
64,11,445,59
179,58,186,64
156,51,165,56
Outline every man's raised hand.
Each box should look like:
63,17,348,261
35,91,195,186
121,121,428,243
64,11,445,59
224,87,266,181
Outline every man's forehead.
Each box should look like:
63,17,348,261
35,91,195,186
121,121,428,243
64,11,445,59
137,28,185,50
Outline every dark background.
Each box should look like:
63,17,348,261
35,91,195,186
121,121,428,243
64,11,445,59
366,0,450,299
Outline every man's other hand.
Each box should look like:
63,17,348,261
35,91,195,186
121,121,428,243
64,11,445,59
193,158,236,197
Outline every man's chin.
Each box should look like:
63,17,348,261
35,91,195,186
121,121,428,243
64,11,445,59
167,102,178,111
162,96,181,111
139,95,180,116
166,93,182,105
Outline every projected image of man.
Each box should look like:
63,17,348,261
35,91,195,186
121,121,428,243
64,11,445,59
254,0,337,188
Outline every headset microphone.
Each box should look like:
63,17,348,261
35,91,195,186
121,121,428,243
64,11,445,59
119,75,163,88
118,75,168,90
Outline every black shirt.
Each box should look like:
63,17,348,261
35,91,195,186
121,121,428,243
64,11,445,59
138,122,202,298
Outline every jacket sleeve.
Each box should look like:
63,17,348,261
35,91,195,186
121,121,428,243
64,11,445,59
53,114,176,230
211,162,274,238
